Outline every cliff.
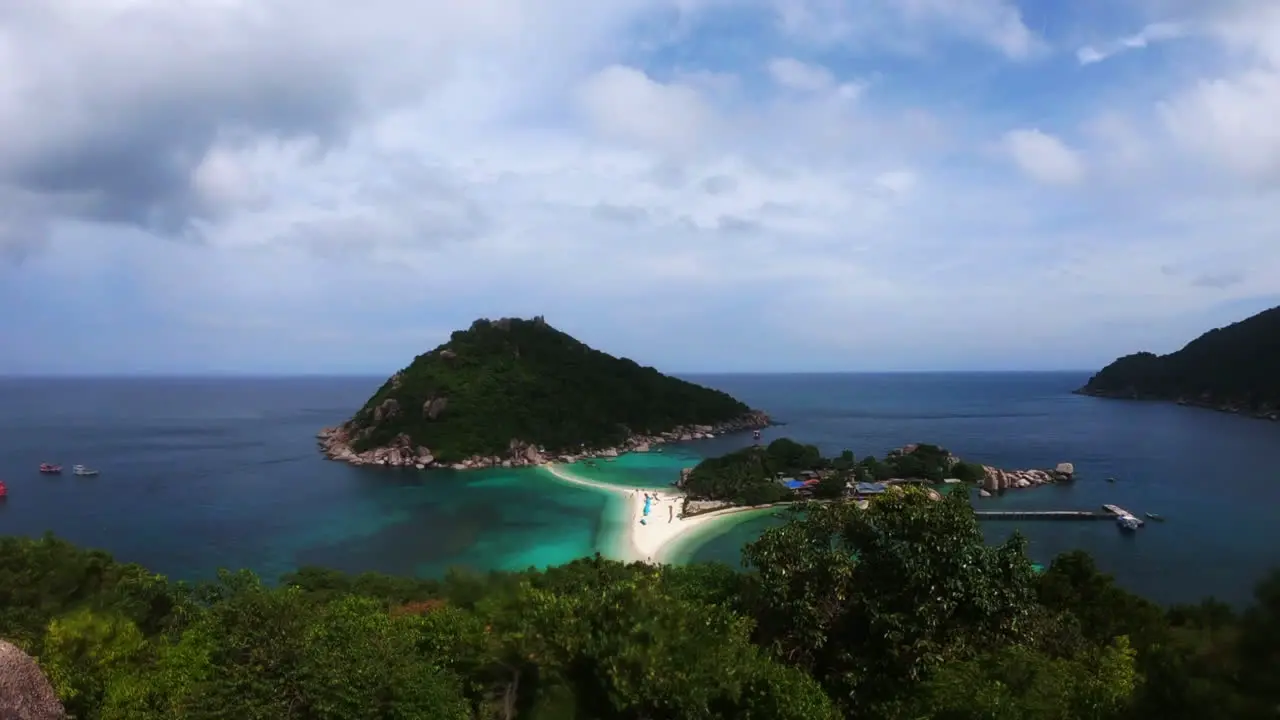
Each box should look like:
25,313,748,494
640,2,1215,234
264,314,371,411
1076,305,1280,420
319,316,771,469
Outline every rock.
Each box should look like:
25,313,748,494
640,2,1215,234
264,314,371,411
978,489,992,497
0,639,67,719
439,349,457,360
373,398,400,423
422,396,449,420
1055,462,1074,476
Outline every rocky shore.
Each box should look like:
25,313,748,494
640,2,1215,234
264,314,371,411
317,410,772,470
1074,387,1280,421
977,462,1074,495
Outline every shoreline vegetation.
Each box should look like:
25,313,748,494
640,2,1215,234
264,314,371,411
1077,304,1280,421
316,316,772,470
4,491,1277,719
538,438,1080,568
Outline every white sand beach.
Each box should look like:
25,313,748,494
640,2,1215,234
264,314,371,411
540,463,775,563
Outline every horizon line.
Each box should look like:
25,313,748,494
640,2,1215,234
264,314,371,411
0,369,1098,379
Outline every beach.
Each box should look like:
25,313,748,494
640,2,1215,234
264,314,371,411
539,462,774,563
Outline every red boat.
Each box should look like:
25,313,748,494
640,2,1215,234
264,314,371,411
39,463,62,474
0,481,7,498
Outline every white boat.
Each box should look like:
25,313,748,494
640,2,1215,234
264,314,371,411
1116,515,1142,531
72,465,99,477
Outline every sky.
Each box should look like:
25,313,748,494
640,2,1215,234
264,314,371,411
1,0,1278,375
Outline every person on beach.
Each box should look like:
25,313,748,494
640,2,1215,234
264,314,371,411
668,504,673,523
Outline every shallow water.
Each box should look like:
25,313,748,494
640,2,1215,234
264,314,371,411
2,373,1277,605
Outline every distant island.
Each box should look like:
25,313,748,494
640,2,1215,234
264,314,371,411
1076,305,1280,420
318,316,770,469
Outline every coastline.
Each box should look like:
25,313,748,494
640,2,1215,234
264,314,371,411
538,463,780,564
317,409,772,470
1074,388,1280,422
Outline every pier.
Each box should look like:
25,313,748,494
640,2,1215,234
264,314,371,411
975,505,1143,523
975,510,1109,521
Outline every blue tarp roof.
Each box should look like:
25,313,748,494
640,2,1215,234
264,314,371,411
855,482,888,493
784,480,807,489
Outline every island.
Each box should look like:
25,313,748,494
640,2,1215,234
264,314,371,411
318,316,770,469
1076,304,1280,420
674,438,1074,517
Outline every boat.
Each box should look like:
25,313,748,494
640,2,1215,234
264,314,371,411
1105,477,1116,483
1144,512,1165,522
0,481,7,498
1116,515,1142,532
38,463,62,474
72,465,99,477
752,429,761,441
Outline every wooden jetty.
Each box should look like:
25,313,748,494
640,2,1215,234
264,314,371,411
975,504,1144,524
975,510,1110,521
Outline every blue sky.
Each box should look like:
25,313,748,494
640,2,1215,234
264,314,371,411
1,0,1277,375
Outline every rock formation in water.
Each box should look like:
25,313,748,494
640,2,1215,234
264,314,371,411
0,640,66,720
319,316,771,470
1077,305,1280,421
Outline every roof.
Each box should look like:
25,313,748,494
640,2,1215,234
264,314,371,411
855,482,888,493
784,480,807,489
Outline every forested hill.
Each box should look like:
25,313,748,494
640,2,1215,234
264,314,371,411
1077,305,1280,417
326,316,767,465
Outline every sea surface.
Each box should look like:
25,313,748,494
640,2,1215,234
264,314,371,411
1,373,1277,606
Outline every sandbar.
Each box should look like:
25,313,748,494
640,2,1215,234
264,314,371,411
540,462,778,564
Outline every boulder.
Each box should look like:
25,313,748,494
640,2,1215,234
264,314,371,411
0,640,66,720
1055,462,1074,476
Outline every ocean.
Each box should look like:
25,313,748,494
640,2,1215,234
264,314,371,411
1,373,1277,607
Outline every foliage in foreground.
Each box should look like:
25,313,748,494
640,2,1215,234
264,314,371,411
2,489,1278,720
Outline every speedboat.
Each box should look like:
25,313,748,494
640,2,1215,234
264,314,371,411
38,463,62,474
72,465,99,477
0,481,7,498
1145,512,1165,522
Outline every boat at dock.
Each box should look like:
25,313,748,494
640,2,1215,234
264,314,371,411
72,465,100,477
1116,515,1142,531
1145,512,1165,522
38,463,62,474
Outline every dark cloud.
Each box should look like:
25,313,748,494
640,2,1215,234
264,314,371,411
717,215,759,234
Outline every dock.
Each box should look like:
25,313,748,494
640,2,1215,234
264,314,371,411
974,504,1143,524
975,510,1110,521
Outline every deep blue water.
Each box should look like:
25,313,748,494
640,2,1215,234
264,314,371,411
1,373,1277,606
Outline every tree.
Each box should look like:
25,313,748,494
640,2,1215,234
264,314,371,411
743,489,1041,717
40,609,149,720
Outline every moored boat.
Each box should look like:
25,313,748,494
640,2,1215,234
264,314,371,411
1116,515,1142,532
72,465,100,477
38,463,62,474
1145,512,1165,522
0,481,7,498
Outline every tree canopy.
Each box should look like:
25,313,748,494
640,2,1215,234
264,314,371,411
2,494,1278,720
1078,304,1280,411
340,317,760,462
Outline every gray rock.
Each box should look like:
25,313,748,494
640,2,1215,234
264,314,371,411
0,640,66,720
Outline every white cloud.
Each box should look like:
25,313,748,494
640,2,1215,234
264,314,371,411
767,57,835,91
0,0,1279,373
1002,129,1085,186
1160,69,1280,183
576,65,713,155
1077,21,1189,65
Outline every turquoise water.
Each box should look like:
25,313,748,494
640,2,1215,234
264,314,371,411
4,373,1279,606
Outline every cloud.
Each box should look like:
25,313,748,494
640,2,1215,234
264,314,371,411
767,57,836,91
1077,21,1190,65
1001,130,1085,186
1,0,1280,374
